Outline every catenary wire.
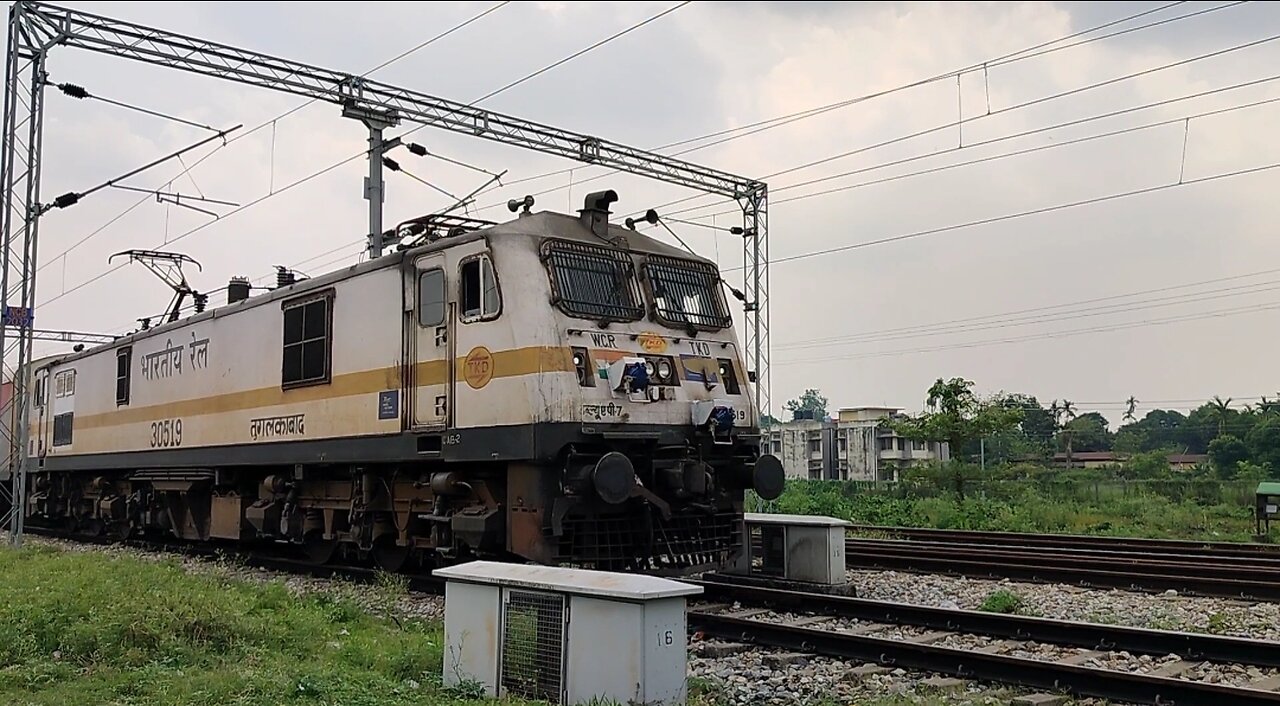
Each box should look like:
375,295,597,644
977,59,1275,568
631,28,1280,220
778,298,1280,365
117,44,1280,327
53,82,219,132
195,4,1266,282
40,2,689,311
469,0,1230,202
782,265,1280,347
778,279,1280,350
720,159,1280,272
662,80,1280,221
36,1,513,272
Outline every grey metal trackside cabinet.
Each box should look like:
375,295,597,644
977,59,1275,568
435,561,704,705
738,512,849,585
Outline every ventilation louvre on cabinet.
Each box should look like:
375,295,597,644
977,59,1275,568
500,589,567,703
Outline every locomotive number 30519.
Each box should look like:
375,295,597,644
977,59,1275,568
150,418,183,448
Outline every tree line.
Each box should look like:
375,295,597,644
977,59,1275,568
783,381,1280,480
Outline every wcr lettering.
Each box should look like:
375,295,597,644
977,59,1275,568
589,332,618,349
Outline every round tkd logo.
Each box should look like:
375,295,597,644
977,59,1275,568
464,346,494,389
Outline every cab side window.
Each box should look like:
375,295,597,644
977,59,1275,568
282,293,333,388
116,348,132,406
418,269,445,327
459,255,500,323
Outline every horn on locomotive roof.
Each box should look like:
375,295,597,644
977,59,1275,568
507,194,534,216
579,190,618,241
624,209,659,231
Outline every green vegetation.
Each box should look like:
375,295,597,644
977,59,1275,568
770,474,1258,541
966,389,1280,478
0,545,498,706
978,590,1023,614
765,379,1280,541
784,388,829,420
891,378,1024,499
892,378,1024,464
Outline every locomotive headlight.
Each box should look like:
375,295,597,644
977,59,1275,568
657,359,672,381
644,360,656,377
571,347,594,387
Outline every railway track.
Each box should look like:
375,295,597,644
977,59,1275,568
689,576,1280,705
24,527,1280,704
849,524,1280,557
844,534,1280,600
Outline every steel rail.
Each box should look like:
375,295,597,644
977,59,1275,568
844,541,1280,600
847,538,1280,577
849,524,1280,557
692,578,1280,667
688,613,1280,706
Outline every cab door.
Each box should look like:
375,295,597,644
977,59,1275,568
410,253,451,429
31,368,50,461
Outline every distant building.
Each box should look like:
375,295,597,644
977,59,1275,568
766,406,949,481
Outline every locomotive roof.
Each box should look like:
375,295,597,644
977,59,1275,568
42,206,718,367
456,209,715,264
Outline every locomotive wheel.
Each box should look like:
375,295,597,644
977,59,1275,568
107,521,132,541
81,518,105,538
304,533,339,565
372,538,410,573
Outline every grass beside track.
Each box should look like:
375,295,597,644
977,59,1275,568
0,544,494,706
0,543,1080,706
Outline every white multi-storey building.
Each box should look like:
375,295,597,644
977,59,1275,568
766,406,950,481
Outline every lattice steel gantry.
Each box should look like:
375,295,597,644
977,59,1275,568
0,2,51,544
0,0,772,544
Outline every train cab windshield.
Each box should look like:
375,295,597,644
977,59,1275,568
543,239,732,330
644,254,731,330
543,240,645,322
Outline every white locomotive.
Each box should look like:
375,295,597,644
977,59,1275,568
20,190,784,573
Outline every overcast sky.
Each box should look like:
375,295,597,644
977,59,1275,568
12,0,1280,422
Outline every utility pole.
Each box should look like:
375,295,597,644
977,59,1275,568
342,101,400,260
980,437,986,471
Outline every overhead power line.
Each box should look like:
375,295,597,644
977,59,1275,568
783,265,1280,348
778,278,1280,351
37,1,513,272
469,1,690,105
722,158,1280,272
470,0,1231,206
40,1,687,312
636,27,1280,220
779,298,1280,366
236,5,1265,278
664,79,1280,221
53,82,220,132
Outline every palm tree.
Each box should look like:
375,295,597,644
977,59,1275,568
1209,396,1232,436
1060,399,1078,422
1123,396,1138,423
1055,399,1078,468
1261,396,1278,415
